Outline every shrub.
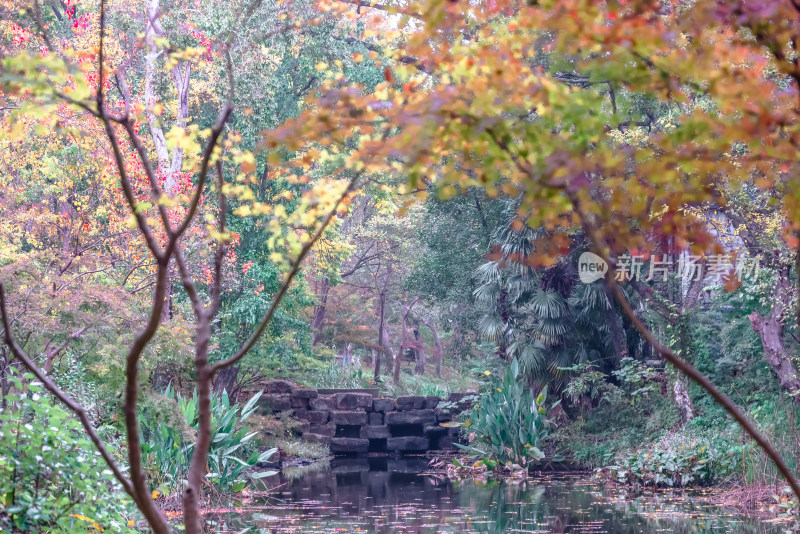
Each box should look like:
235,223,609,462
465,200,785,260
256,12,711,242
0,372,137,532
600,430,742,487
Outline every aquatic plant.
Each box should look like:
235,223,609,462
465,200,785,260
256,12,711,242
459,358,553,466
140,386,277,496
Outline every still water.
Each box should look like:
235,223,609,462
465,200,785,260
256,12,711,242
206,457,785,533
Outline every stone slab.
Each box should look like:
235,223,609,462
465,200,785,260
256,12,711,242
292,388,319,399
372,398,396,412
395,396,425,411
261,394,291,412
368,412,383,426
330,437,369,453
387,436,429,451
291,397,309,410
303,433,331,445
293,410,329,425
361,425,391,439
336,392,373,410
331,410,368,426
265,379,294,394
385,409,436,426
306,422,335,437
310,395,337,411
422,396,441,409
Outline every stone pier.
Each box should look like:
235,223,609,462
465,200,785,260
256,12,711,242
258,380,474,454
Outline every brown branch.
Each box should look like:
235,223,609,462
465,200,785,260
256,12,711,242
30,0,54,52
211,160,227,317
0,285,138,506
338,0,424,19
122,263,171,533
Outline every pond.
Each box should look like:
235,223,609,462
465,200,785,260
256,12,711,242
204,457,784,533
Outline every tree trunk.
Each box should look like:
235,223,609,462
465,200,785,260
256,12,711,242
395,311,407,383
166,61,190,192
381,322,395,379
413,323,426,375
311,278,330,345
673,376,695,423
602,284,628,362
422,317,444,377
213,364,239,394
750,311,800,402
144,0,170,176
374,291,386,381
497,287,510,359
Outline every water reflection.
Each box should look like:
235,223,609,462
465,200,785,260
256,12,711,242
206,457,783,533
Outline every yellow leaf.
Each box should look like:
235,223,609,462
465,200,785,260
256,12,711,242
152,490,161,499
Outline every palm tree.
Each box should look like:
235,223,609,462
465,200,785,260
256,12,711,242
473,205,635,389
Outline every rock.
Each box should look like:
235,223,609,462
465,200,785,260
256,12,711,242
303,433,331,445
265,379,295,394
307,410,330,425
368,412,383,426
361,425,391,439
336,392,373,410
435,410,453,423
293,410,329,425
293,388,319,399
395,396,425,410
437,435,458,450
372,398,396,412
423,396,441,409
310,395,337,411
385,409,436,426
423,424,448,438
306,423,335,437
291,397,309,410
330,437,369,453
387,436,429,451
331,410,367,425
261,394,291,412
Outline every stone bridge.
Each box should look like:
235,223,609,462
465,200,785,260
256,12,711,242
258,381,474,454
